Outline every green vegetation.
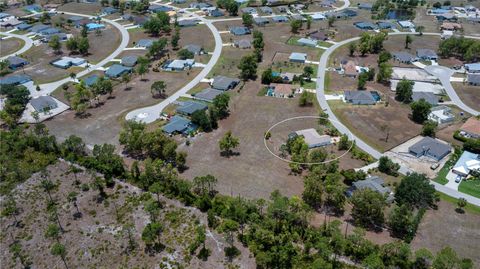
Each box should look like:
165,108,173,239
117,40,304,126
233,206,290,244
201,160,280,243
439,37,480,62
437,192,480,214
458,179,480,199
434,147,462,185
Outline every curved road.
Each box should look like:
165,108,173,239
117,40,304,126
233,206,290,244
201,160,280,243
32,11,130,97
315,31,480,205
0,32,33,60
125,8,223,123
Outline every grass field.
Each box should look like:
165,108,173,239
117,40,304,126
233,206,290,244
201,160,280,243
459,179,480,199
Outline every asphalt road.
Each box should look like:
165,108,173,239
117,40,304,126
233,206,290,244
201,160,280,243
315,31,480,205
125,7,223,123
32,11,130,97
0,32,34,60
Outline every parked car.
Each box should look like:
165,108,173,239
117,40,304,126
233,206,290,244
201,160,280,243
430,163,440,170
455,175,462,183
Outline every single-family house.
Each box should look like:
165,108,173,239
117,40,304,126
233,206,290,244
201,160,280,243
39,27,61,36
30,24,50,33
428,105,455,124
297,38,317,47
267,83,295,98
68,15,84,23
416,49,438,61
30,96,58,113
452,151,480,177
289,52,307,63
354,21,378,30
327,9,357,19
101,7,118,15
467,73,480,86
183,44,204,55
408,137,451,161
173,0,186,3
309,30,328,41
148,5,172,13
343,60,357,77
163,115,197,135
412,91,438,105
320,0,336,7
16,23,32,31
377,21,396,29
465,63,480,73
105,64,132,78
267,0,279,5
83,74,99,87
178,19,198,27
460,117,480,139
193,88,224,102
241,7,257,14
260,6,273,14
121,55,138,67
392,51,416,63
277,72,300,83
163,59,195,71
86,23,105,31
290,128,331,148
358,3,373,10
234,39,252,49
209,9,224,17
0,74,31,86
190,2,211,9
6,56,29,69
436,13,457,21
211,76,240,91
397,20,415,29
254,17,269,26
52,57,86,69
311,13,326,20
430,8,450,14
277,6,288,13
291,14,307,21
176,101,208,115
0,17,21,27
344,90,377,105
136,39,154,48
43,33,68,43
230,26,250,36
272,15,289,22
346,176,393,202
0,12,14,22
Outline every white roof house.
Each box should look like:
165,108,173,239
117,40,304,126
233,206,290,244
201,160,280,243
398,20,415,28
311,13,326,20
452,151,480,176
293,128,331,149
428,106,455,124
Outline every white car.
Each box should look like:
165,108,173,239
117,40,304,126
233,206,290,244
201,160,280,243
455,175,463,183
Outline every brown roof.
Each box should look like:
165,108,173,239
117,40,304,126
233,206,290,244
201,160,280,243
461,117,480,136
309,30,328,41
441,22,462,30
270,83,294,95
344,61,357,76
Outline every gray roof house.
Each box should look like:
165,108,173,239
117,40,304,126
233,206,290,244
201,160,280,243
105,64,132,78
291,128,331,148
260,6,273,14
467,73,480,86
193,88,224,102
272,15,289,22
358,2,373,10
344,90,377,105
241,7,257,14
392,51,416,63
101,7,118,15
176,101,208,115
347,176,393,202
408,137,451,161
82,74,99,87
0,74,31,85
178,19,198,27
234,39,252,49
412,91,439,105
121,55,138,67
136,39,154,48
30,96,58,112
163,115,196,135
30,24,50,33
211,76,240,91
254,17,269,26
183,44,203,55
6,56,29,69
16,23,32,31
230,26,250,36
354,21,377,30
309,30,328,41
289,52,307,63
465,63,480,73
416,49,438,60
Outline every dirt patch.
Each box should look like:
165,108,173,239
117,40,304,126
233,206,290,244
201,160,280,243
57,2,102,15
0,161,255,269
452,82,480,112
411,199,480,267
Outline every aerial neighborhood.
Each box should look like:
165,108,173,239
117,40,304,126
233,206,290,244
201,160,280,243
0,0,479,268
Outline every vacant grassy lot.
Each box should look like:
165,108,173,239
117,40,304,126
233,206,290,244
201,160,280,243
452,82,480,112
459,179,480,198
57,2,102,15
0,37,24,57
46,67,201,147
411,199,480,267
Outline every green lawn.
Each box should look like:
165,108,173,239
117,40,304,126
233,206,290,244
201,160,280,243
434,148,463,185
437,192,480,215
302,80,316,89
459,179,480,199
317,41,333,47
